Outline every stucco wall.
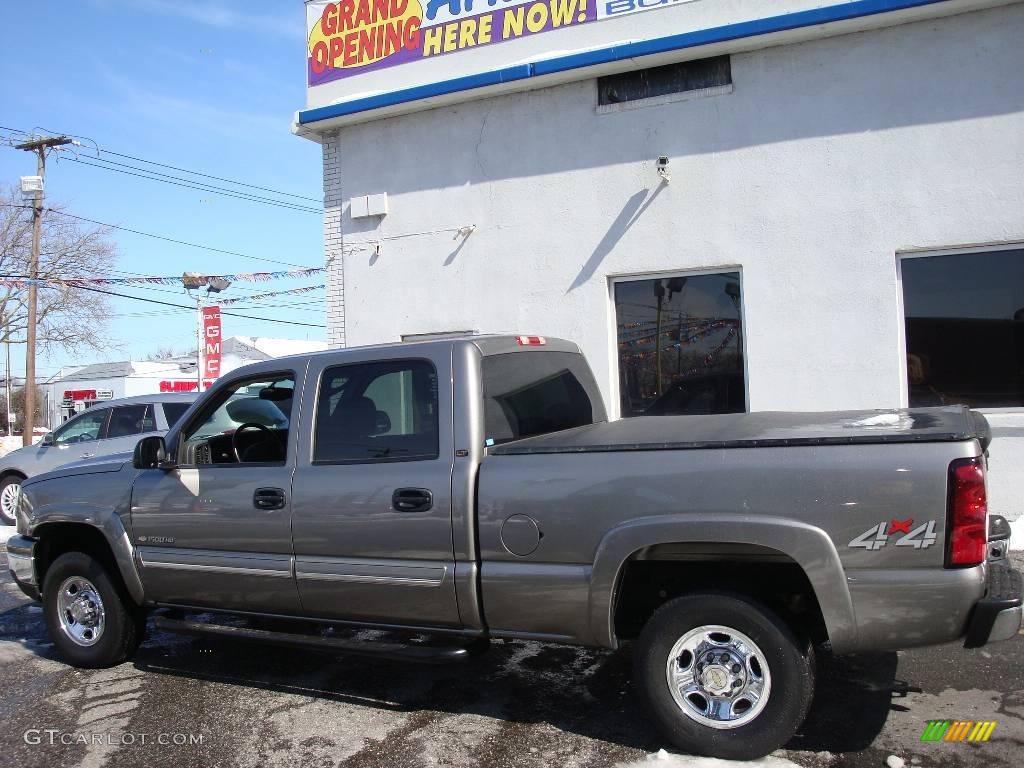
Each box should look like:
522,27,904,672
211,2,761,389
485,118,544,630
322,5,1024,517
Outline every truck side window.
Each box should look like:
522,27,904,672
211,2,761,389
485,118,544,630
314,360,439,464
178,374,295,465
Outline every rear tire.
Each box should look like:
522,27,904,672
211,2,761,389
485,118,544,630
43,552,143,668
0,474,23,526
634,592,815,760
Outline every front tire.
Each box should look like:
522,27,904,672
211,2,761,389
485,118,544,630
43,552,143,668
0,474,23,526
634,592,815,761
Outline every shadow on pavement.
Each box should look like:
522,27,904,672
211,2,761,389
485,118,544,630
787,651,908,753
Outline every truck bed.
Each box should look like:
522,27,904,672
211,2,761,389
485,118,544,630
489,406,991,454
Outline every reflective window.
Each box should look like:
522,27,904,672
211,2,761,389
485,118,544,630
614,273,745,417
161,402,192,428
53,409,108,445
481,351,602,445
314,360,438,463
106,405,156,438
180,375,294,465
902,248,1024,408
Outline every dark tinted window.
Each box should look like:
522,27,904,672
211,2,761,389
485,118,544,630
902,249,1024,407
161,402,191,428
314,360,439,463
106,405,155,438
598,56,731,105
481,351,602,445
614,273,745,417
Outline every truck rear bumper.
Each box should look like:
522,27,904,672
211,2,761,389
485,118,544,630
964,561,1022,648
5,534,40,602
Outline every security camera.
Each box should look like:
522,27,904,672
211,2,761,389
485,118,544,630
656,156,670,182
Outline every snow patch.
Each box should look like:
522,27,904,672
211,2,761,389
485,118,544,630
617,749,802,768
1009,517,1024,551
845,412,912,429
1,524,16,545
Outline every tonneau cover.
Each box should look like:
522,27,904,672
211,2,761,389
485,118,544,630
489,406,991,455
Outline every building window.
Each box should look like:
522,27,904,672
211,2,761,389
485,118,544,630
901,247,1024,408
614,272,745,417
598,56,731,106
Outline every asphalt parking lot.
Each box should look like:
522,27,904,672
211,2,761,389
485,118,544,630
1,538,1022,768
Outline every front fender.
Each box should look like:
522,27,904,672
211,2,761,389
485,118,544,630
589,514,857,652
23,466,144,605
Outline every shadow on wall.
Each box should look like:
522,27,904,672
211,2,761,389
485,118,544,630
569,183,667,291
334,4,1024,195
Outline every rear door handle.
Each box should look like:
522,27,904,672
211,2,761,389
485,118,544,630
392,488,433,513
81,452,95,458
253,487,286,511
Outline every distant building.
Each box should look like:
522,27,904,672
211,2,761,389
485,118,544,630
41,336,327,427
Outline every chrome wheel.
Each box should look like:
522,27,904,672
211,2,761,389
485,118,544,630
0,480,20,522
666,624,771,729
56,576,106,647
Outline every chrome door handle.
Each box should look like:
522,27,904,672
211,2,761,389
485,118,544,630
81,452,95,458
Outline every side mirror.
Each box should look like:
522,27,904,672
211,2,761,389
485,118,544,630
374,410,392,435
133,435,172,470
41,433,54,446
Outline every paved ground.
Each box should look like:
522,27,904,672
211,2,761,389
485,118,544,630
1,540,1021,768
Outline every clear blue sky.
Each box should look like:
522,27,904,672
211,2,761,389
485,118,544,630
0,0,323,381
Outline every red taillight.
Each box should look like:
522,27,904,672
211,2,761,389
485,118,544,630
516,335,547,346
947,457,988,568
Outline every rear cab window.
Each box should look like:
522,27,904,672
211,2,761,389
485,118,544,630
161,402,192,429
481,351,604,446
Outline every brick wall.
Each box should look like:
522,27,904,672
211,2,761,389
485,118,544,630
322,132,345,347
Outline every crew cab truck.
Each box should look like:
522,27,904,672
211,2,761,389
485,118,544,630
7,335,1021,760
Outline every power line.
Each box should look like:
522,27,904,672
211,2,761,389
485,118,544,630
1,125,320,204
0,203,314,269
0,274,326,329
59,155,321,214
95,148,322,203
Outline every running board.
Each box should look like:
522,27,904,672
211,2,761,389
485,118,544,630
153,615,489,664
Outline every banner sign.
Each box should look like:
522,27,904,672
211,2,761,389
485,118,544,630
202,306,223,381
306,0,697,87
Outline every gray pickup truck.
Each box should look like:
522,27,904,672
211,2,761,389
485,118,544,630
6,335,1021,760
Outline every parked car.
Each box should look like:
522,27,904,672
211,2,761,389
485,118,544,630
0,393,196,525
5,336,1020,760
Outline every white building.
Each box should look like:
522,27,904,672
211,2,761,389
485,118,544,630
41,336,328,427
294,0,1024,518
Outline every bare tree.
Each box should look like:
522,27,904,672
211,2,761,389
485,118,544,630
146,345,187,361
0,186,116,353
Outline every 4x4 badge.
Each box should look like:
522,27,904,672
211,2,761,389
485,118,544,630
848,519,937,551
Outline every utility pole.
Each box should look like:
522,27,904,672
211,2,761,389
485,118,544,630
14,135,71,445
5,336,12,437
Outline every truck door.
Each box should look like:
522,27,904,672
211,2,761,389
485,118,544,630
129,368,303,615
290,351,460,628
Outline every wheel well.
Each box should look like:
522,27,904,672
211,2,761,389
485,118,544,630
1,470,26,481
612,543,829,647
34,523,133,602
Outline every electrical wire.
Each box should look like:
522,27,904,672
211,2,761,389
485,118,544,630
0,274,326,329
1,125,320,204
63,153,322,211
0,203,315,269
59,156,321,214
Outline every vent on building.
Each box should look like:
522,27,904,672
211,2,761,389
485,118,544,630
598,55,732,107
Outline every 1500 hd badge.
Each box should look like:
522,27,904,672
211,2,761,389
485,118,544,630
848,519,938,551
